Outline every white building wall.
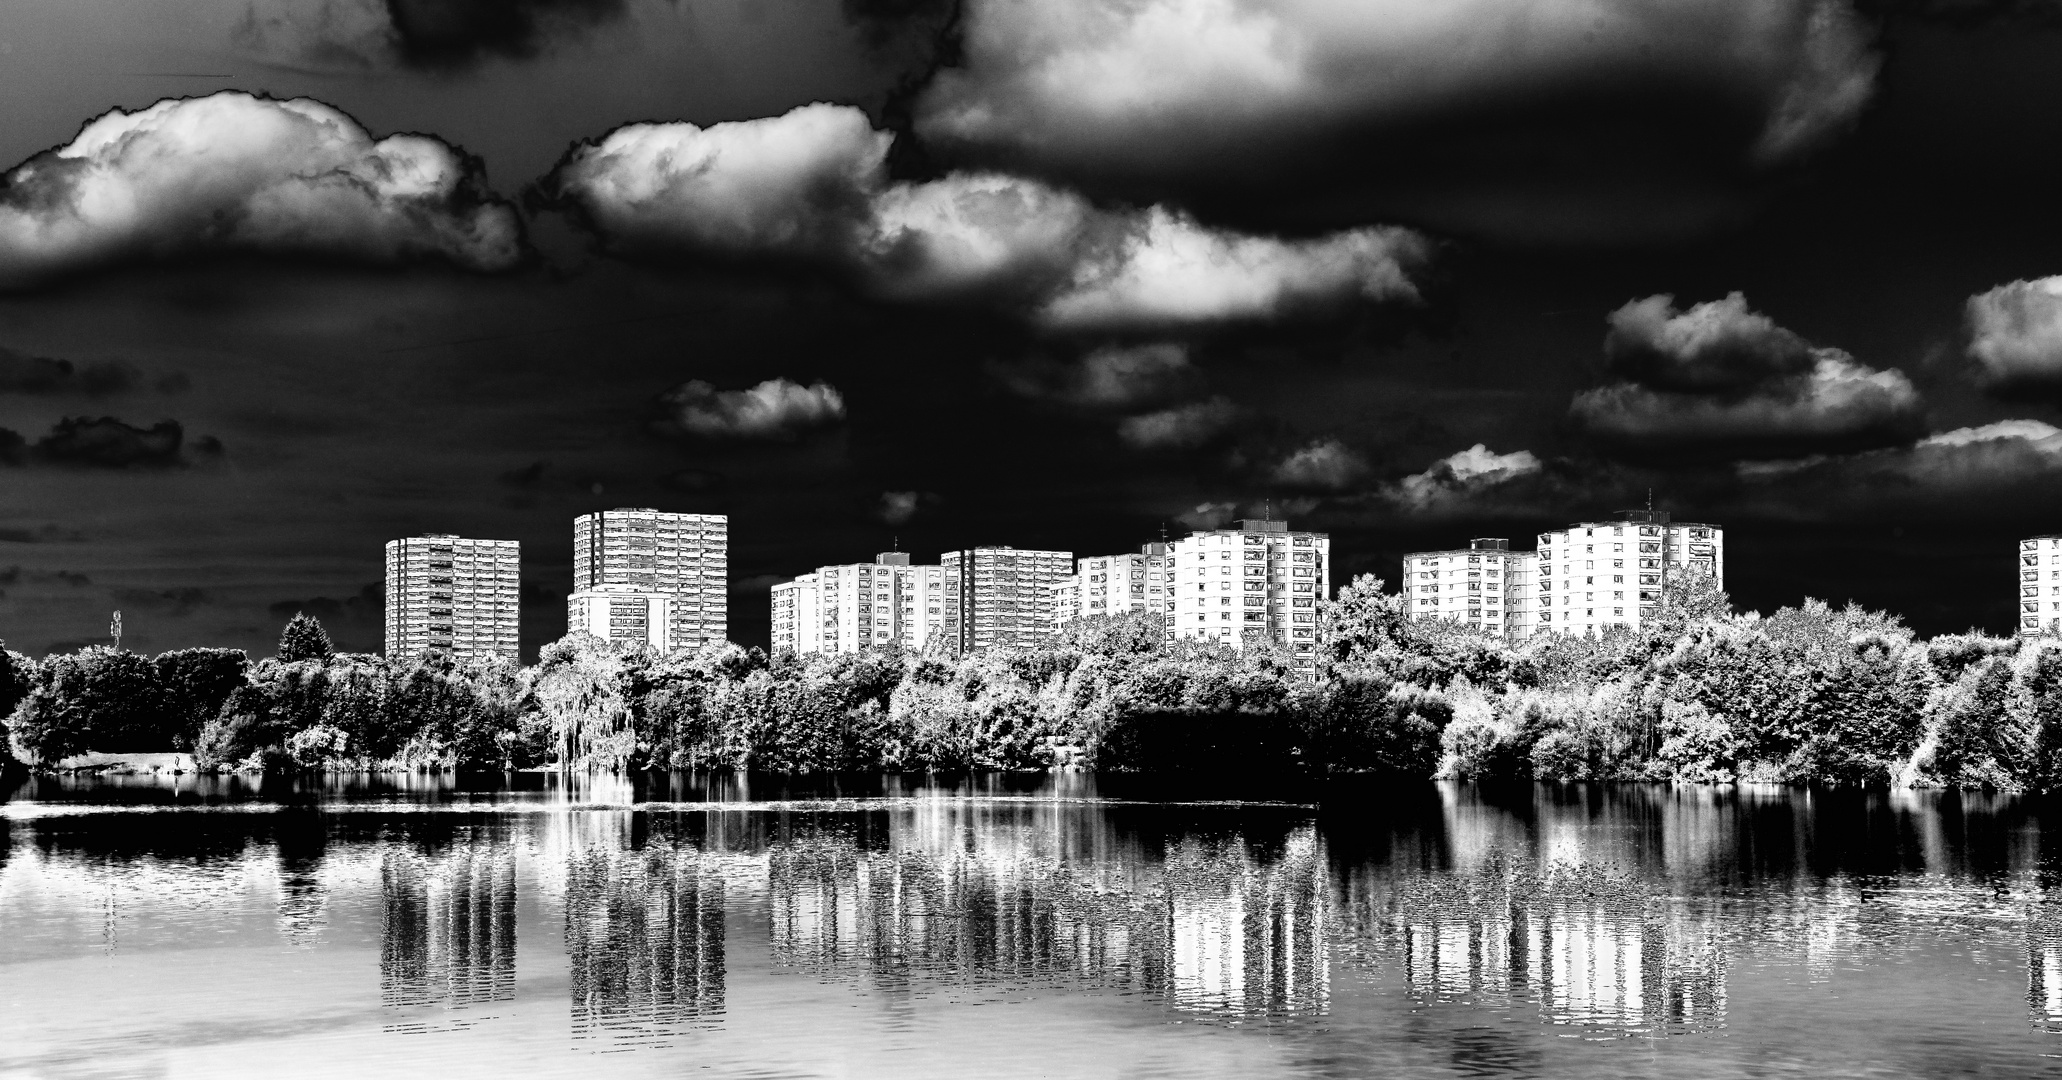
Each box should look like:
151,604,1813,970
1400,540,1530,641
1074,542,1173,636
1534,516,1723,637
770,557,962,655
2022,535,2062,634
572,508,727,650
385,534,520,661
941,547,1073,652
1168,520,1328,679
567,588,672,652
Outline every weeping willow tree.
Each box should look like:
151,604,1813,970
528,635,639,771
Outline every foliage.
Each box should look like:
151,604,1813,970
13,593,2062,791
276,612,335,664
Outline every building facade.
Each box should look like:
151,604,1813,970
572,509,727,650
1070,542,1173,636
1535,511,1723,636
1168,519,1329,679
2022,535,2062,634
384,534,520,661
769,553,961,655
567,587,674,652
940,546,1074,652
1401,539,1536,641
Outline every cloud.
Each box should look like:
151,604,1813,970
653,378,847,441
1271,438,1369,491
993,342,1197,410
497,459,550,489
0,416,210,469
236,0,629,71
909,0,1878,242
541,104,1428,329
875,489,945,525
1385,443,1546,512
1575,292,1923,458
1603,292,1817,393
0,346,141,395
1574,352,1925,458
1116,397,1240,449
0,92,523,289
1736,419,2062,514
1177,501,1239,530
1965,276,2062,396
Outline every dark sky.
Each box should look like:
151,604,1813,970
3,0,2062,660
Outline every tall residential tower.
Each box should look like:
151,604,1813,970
940,546,1074,652
1535,510,1723,636
384,534,520,661
1401,538,1536,641
571,509,727,650
1168,519,1329,679
770,553,961,655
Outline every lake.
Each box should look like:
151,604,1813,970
3,772,2060,1078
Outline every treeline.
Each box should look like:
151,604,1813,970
5,581,2062,789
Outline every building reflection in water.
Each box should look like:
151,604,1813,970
379,844,518,1033
763,816,1330,1021
2029,901,2062,1033
564,845,725,1048
1385,860,1725,1038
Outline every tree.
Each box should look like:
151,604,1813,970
277,612,334,664
153,648,249,751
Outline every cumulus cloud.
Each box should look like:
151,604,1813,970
1116,397,1240,449
1574,352,1924,457
1603,292,1817,393
542,104,1428,329
236,0,629,71
1575,292,1923,458
1737,419,2062,513
1271,438,1369,491
0,92,522,288
910,0,1878,241
1965,276,2062,395
993,342,1197,409
876,490,945,525
653,377,847,441
1386,444,1545,511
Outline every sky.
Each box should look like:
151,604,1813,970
4,0,2062,660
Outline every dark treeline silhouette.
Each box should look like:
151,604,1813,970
5,577,2062,788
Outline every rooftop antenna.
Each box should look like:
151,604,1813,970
892,534,900,552
1264,498,1272,522
1647,488,1654,514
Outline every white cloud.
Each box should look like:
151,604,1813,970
547,103,889,260
546,104,1427,329
1966,277,2062,392
654,378,846,441
0,92,521,288
1573,352,1923,453
1271,438,1369,490
1604,292,1817,392
915,0,1876,184
1737,419,2062,507
878,490,922,525
1387,443,1543,510
1116,397,1240,449
1177,501,1239,529
1037,209,1424,329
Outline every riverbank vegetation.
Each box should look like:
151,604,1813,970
4,584,2061,789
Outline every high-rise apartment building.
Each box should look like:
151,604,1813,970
1400,538,1535,641
1535,511,1722,636
384,534,520,661
572,509,727,650
940,546,1074,652
1050,574,1080,633
567,587,673,652
1070,542,1174,636
2021,536,2062,634
769,553,961,655
1168,520,1329,679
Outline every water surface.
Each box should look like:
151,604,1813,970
4,772,2060,1078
